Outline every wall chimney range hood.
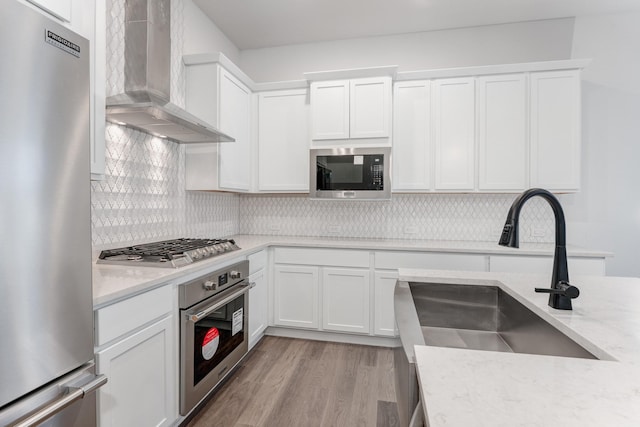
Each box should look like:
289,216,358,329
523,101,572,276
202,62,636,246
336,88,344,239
105,0,233,144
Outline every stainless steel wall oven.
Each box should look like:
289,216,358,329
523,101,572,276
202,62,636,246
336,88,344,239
179,260,250,415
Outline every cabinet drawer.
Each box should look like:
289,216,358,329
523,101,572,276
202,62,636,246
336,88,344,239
489,255,605,277
274,247,369,268
374,251,487,271
95,285,173,346
248,249,267,274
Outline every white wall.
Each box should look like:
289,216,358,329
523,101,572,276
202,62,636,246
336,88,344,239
562,12,640,277
183,0,240,62
239,18,574,82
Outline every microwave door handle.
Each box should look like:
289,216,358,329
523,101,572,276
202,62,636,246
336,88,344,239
188,283,249,323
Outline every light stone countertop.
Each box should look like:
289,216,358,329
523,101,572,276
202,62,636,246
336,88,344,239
400,269,640,426
92,234,612,307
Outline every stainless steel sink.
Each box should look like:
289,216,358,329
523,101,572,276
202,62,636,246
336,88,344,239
409,282,597,359
393,280,599,427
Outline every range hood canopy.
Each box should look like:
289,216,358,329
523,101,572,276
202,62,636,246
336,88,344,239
105,0,233,144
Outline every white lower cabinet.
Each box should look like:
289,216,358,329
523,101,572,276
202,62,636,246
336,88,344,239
95,315,176,427
322,268,370,334
374,271,399,337
374,251,488,272
489,255,605,277
94,285,177,427
248,267,268,349
273,265,319,329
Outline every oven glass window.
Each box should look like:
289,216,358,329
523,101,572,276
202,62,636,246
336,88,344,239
193,294,245,386
316,154,385,191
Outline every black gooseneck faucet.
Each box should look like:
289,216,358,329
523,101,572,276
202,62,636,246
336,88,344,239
498,188,580,310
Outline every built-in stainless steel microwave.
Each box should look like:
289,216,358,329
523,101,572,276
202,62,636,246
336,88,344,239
310,147,391,200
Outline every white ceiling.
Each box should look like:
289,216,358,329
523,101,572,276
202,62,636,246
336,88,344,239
193,0,640,50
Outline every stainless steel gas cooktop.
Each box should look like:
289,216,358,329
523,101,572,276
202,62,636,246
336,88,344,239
97,238,240,268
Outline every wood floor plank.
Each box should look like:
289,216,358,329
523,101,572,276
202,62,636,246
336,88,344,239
376,401,401,427
185,336,398,427
348,364,378,426
235,338,308,426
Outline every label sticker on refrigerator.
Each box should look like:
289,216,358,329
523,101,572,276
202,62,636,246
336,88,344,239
45,30,80,57
201,327,219,360
232,308,243,336
353,156,364,165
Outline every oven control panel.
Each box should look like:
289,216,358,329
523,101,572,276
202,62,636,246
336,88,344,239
179,260,250,309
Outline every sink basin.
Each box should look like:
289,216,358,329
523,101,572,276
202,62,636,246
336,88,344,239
393,280,599,427
409,282,597,359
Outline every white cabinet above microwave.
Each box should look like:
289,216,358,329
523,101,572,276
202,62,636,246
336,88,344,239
310,77,391,145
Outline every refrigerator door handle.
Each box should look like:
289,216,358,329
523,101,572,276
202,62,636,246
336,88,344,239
11,375,107,427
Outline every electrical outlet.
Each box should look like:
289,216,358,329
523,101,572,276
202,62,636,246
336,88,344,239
269,224,281,232
403,226,418,234
531,226,546,238
327,224,342,234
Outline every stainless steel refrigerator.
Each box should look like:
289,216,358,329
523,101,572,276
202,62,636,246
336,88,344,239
0,1,106,426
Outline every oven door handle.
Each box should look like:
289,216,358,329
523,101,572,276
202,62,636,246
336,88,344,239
187,283,250,323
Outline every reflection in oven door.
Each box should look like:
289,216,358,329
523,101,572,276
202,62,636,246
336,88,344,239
193,297,245,385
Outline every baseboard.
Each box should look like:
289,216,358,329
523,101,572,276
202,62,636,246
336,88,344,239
264,326,401,348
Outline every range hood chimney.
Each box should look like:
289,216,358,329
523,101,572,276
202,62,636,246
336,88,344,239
105,0,233,144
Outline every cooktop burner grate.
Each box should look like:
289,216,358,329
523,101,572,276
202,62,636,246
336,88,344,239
98,238,240,268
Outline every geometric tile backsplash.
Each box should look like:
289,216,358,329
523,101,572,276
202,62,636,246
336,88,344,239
90,124,239,249
93,0,555,249
91,125,555,249
239,193,555,243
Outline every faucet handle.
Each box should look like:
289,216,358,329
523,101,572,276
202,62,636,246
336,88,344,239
535,281,580,299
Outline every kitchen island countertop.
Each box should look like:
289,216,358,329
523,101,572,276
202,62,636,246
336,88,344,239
93,234,611,307
400,268,640,426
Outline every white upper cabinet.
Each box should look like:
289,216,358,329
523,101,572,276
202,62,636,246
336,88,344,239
530,70,581,191
310,77,391,143
433,77,476,190
218,69,252,191
477,74,527,190
392,63,583,193
258,89,310,192
350,78,391,138
392,81,431,191
185,63,252,192
310,80,350,140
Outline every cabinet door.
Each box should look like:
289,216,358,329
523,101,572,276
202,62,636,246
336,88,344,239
433,77,476,190
374,271,399,337
478,74,527,190
530,70,581,191
392,81,431,191
258,90,310,191
350,77,391,139
273,265,319,329
322,268,370,334
310,80,350,140
248,268,268,350
489,255,605,277
218,69,251,191
96,316,176,427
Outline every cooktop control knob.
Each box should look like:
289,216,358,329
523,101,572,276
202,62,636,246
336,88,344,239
230,270,241,279
203,280,215,291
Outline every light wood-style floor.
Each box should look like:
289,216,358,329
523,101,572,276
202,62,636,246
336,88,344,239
185,336,400,427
